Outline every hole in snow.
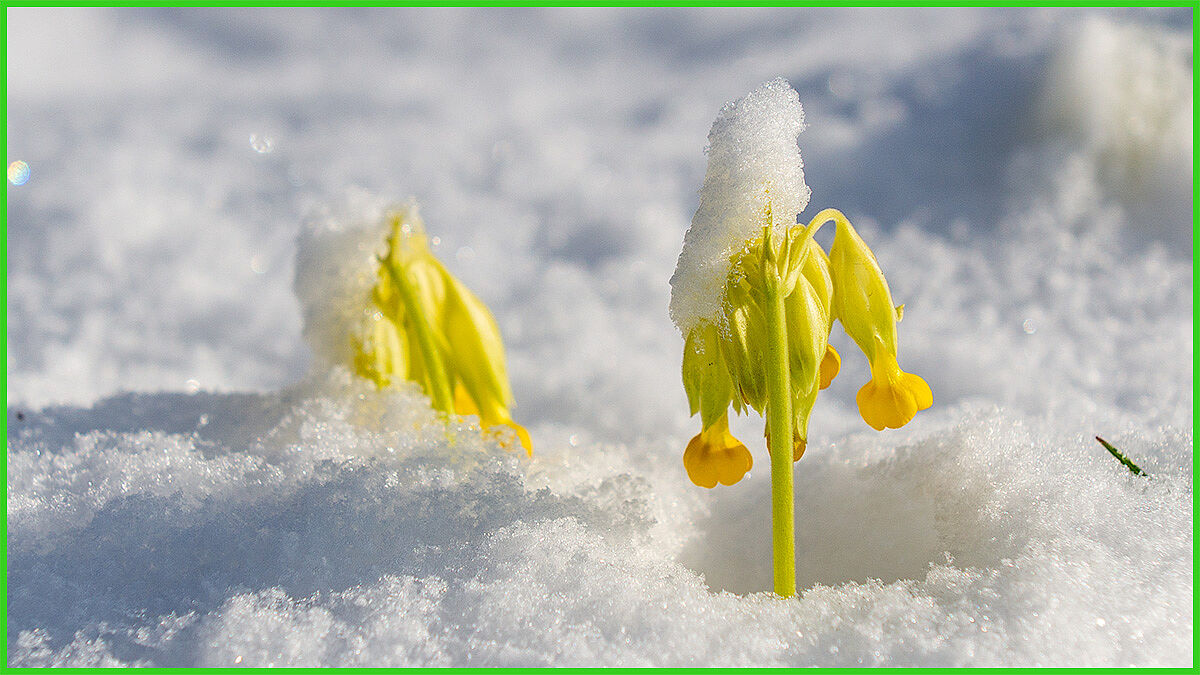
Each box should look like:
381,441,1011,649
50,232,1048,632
677,455,944,595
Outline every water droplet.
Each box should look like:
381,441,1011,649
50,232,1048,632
185,379,201,394
7,160,30,186
249,133,274,154
568,434,579,447
1022,319,1036,334
456,246,476,262
430,236,441,247
1096,617,1107,627
250,255,267,274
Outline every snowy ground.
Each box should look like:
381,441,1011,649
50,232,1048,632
6,7,1193,666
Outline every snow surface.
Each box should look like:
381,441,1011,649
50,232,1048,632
669,77,810,334
6,7,1193,667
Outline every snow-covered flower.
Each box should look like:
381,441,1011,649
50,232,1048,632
670,79,929,491
670,78,929,597
678,216,839,487
355,206,531,454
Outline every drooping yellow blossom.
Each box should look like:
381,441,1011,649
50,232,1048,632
683,412,754,488
670,79,930,599
677,206,929,487
353,206,531,455
679,200,837,487
826,209,932,431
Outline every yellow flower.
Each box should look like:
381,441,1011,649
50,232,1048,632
683,412,753,488
855,338,932,431
353,206,531,455
677,206,930,487
826,210,932,430
679,207,835,487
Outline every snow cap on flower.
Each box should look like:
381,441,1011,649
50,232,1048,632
669,78,811,336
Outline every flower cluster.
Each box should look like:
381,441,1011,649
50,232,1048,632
680,207,929,488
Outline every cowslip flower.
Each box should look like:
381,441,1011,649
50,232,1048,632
679,213,839,488
353,206,531,455
670,78,929,596
677,207,930,479
828,211,932,431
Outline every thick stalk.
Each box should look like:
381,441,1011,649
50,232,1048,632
762,228,797,598
382,259,455,414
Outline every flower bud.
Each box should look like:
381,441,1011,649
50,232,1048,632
353,206,531,454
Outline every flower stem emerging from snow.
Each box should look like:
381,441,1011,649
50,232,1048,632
1095,436,1147,477
762,225,798,597
670,79,930,597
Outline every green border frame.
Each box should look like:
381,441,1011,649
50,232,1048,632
2,1,1197,7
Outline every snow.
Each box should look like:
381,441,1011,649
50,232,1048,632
669,77,810,334
292,189,402,370
6,7,1193,667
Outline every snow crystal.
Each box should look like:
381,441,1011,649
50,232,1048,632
669,77,812,335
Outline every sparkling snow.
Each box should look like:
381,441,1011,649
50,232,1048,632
6,7,1192,667
668,77,810,334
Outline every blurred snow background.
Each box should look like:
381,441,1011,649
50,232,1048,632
6,7,1192,666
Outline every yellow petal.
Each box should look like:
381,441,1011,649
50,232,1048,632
764,426,809,462
454,382,479,416
819,344,840,390
502,422,534,457
456,383,532,456
792,436,807,462
683,413,753,488
479,420,533,457
855,348,932,430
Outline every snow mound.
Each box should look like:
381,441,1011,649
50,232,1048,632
1042,16,1192,192
5,7,1191,668
669,77,811,335
7,377,1191,666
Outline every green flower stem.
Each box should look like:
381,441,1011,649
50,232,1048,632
381,258,455,415
762,227,797,598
